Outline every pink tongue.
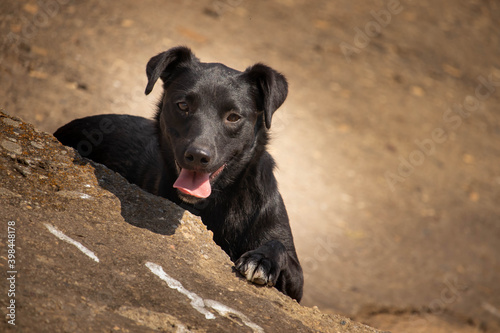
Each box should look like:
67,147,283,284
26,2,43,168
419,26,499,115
173,168,212,198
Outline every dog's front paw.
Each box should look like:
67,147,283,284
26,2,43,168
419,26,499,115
235,251,279,286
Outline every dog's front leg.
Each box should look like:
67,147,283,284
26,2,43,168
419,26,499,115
235,240,303,301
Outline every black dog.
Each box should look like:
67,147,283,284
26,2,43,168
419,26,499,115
54,46,303,301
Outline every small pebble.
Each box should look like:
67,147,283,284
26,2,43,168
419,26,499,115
31,141,44,149
411,85,425,97
463,154,475,164
121,19,134,27
2,118,21,127
469,192,479,202
1,140,22,154
442,63,462,78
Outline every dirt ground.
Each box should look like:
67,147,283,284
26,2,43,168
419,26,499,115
1,0,499,332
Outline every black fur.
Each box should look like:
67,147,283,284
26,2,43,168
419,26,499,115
54,46,303,301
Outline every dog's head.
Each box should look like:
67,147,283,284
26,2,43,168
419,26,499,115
145,46,287,204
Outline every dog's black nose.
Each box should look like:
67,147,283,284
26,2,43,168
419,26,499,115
184,147,211,167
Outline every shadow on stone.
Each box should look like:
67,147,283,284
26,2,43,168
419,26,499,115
90,161,184,236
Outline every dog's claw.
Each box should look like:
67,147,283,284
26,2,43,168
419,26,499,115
235,252,278,287
252,266,272,285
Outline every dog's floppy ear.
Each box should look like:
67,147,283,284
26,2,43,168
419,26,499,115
243,64,288,129
145,46,197,95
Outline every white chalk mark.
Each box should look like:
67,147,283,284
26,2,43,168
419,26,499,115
145,262,216,320
145,262,264,332
204,299,264,333
44,223,100,263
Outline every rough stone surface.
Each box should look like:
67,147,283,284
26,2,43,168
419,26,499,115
0,110,382,332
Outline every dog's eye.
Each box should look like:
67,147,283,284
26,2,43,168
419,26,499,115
177,102,189,113
226,112,241,123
